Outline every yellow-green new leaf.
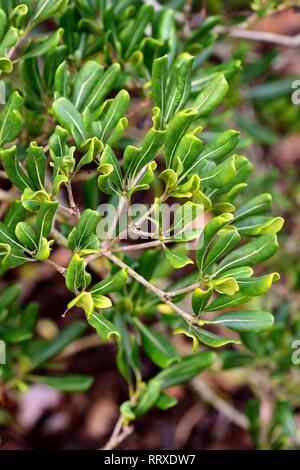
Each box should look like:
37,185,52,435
67,291,94,317
238,273,280,297
66,254,92,294
163,244,193,269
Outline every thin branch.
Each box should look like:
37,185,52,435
101,416,133,450
102,250,195,323
167,281,201,298
216,25,300,47
59,334,101,358
58,204,77,218
0,189,15,201
51,228,68,248
113,239,163,252
192,377,249,430
43,259,66,276
116,193,168,244
66,182,80,219
105,195,127,243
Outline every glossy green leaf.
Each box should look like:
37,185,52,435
155,392,178,410
31,0,67,27
29,374,93,392
44,45,67,91
203,229,241,272
210,276,239,296
0,27,18,56
68,209,100,255
164,109,197,168
174,133,203,177
133,317,179,369
155,351,216,389
0,91,24,147
205,310,274,333
180,130,240,184
0,57,13,73
166,53,194,120
192,286,213,315
71,60,104,111
0,146,33,191
84,63,121,113
36,201,58,241
205,291,252,311
163,244,193,269
15,222,37,250
67,291,97,317
196,212,234,270
123,3,153,58
0,221,29,268
175,323,240,349
99,90,130,143
124,127,165,181
234,193,272,222
90,268,128,296
238,273,280,297
133,379,161,417
52,97,88,146
88,312,121,342
195,73,228,118
200,155,236,189
25,142,46,190
152,55,168,127
213,234,279,277
169,202,203,241
98,145,123,195
235,215,284,236
21,28,64,61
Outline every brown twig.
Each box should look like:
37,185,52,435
43,259,66,276
216,25,300,47
51,228,68,248
66,182,80,219
101,416,134,450
101,250,196,324
192,377,249,430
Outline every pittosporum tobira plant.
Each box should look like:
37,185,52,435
0,1,284,435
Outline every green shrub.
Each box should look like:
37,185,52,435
0,0,284,440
